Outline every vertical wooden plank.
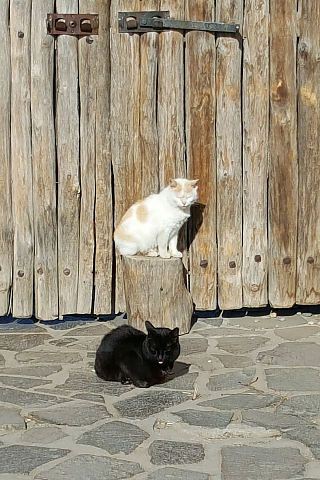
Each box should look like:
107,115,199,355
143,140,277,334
242,0,269,307
269,0,298,308
296,1,320,304
31,0,58,320
0,0,12,315
56,0,80,317
110,0,141,312
215,0,243,310
93,0,113,315
185,1,217,310
10,0,34,318
158,0,185,187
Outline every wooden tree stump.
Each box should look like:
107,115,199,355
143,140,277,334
122,256,194,334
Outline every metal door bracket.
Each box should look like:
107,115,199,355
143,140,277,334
118,11,239,34
47,14,99,36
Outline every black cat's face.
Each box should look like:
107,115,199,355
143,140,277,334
144,321,180,367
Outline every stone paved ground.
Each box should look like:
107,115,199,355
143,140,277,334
1,308,320,479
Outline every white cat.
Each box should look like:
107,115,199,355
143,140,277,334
114,178,199,258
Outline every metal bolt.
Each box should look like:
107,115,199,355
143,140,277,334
229,261,236,269
307,256,314,264
251,284,259,292
283,257,291,265
126,17,138,29
17,270,24,277
254,255,261,263
200,260,208,268
86,36,93,44
69,20,77,28
18,31,24,38
37,268,43,275
63,268,70,276
0,266,2,272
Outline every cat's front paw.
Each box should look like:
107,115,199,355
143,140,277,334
159,252,171,259
170,251,183,258
134,380,150,388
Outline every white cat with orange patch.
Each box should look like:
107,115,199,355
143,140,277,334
114,178,199,258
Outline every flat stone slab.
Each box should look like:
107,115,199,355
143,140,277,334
57,370,132,396
72,393,105,403
199,393,281,410
0,354,4,366
0,376,52,389
63,323,112,336
274,326,320,340
284,426,320,460
0,334,52,352
0,445,70,475
34,454,143,480
221,446,307,480
15,351,82,364
149,440,205,465
278,394,320,419
158,372,199,391
0,407,25,431
114,390,190,419
258,342,320,366
77,420,149,454
216,336,269,354
30,401,110,426
214,354,254,368
227,316,308,329
179,337,208,356
175,409,232,428
0,365,62,377
146,467,210,480
265,367,320,391
0,386,71,408
207,367,256,391
242,410,310,430
198,327,266,337
22,426,68,444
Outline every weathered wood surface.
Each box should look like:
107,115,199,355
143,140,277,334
215,0,243,310
269,0,298,308
31,0,58,320
296,1,320,304
185,0,217,310
92,0,113,315
56,0,80,317
11,0,34,317
242,0,268,308
158,0,185,187
123,256,193,334
0,0,12,315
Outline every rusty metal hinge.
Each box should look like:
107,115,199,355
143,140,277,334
47,14,99,36
118,11,239,34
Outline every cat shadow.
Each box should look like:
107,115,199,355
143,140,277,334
188,202,205,247
164,360,191,383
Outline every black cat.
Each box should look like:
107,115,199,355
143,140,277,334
94,321,180,388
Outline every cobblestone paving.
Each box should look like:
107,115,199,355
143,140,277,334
1,309,320,479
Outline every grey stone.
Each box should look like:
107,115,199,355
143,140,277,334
16,351,82,364
179,336,208,356
63,323,112,336
0,334,52,352
199,327,266,337
274,326,320,340
265,367,320,391
49,338,77,347
114,391,190,419
0,386,71,408
65,337,101,351
22,426,68,444
175,409,232,428
0,365,62,377
216,336,269,354
284,426,320,460
146,467,210,480
72,393,105,403
207,367,256,391
34,454,143,480
158,372,199,391
214,354,254,368
227,315,308,329
278,394,320,419
149,440,205,465
199,393,281,410
0,354,4,366
221,445,307,479
0,445,70,475
0,376,52,389
30,401,110,426
57,370,132,396
258,342,320,366
77,420,149,454
242,409,310,430
0,407,26,431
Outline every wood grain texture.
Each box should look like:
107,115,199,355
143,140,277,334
92,0,113,315
185,0,217,310
31,0,58,320
11,0,34,317
158,0,185,188
56,0,80,317
0,0,12,315
242,0,268,308
269,0,298,308
123,256,193,334
215,0,243,310
296,1,320,304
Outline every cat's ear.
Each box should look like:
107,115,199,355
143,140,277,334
190,179,199,187
171,327,179,341
169,179,178,188
145,321,155,333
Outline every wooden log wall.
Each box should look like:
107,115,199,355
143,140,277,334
1,0,320,320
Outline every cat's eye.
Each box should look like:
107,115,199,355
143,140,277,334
150,348,156,355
